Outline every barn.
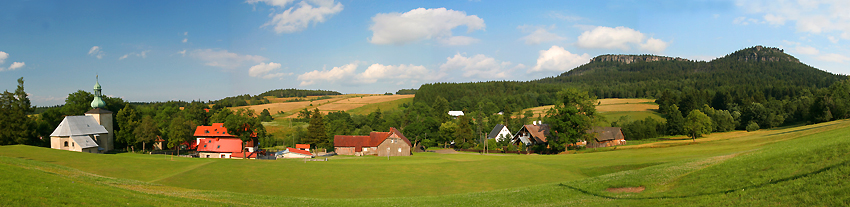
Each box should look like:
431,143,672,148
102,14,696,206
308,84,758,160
334,127,411,156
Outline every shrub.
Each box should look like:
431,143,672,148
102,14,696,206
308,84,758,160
746,121,760,132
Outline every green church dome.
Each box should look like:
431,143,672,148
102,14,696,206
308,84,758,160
94,80,102,90
91,96,106,108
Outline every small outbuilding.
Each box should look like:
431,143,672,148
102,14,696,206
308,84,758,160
585,127,626,148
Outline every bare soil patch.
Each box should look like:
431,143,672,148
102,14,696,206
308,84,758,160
596,104,658,112
606,186,645,193
598,98,655,105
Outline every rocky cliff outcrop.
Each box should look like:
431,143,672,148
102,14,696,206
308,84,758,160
590,54,689,64
727,45,799,63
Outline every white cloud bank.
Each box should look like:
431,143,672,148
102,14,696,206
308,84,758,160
88,46,104,59
0,51,7,64
0,51,25,72
248,0,343,34
297,61,434,86
530,46,591,73
249,62,290,79
576,26,669,53
440,53,511,79
119,50,150,60
190,49,267,69
736,0,850,41
369,8,485,45
518,25,565,45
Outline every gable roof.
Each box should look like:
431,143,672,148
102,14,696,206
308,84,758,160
587,127,625,142
334,127,411,148
285,147,312,156
520,124,551,143
487,124,507,139
295,144,310,149
50,116,108,137
196,138,243,153
70,135,99,149
194,123,236,138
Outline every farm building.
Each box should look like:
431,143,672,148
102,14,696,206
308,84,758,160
585,127,627,148
487,124,512,142
334,127,411,156
50,77,114,153
194,123,258,159
510,122,551,146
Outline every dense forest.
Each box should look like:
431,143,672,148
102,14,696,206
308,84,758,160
210,89,341,108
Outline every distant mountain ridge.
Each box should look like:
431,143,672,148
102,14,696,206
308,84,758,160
414,45,846,111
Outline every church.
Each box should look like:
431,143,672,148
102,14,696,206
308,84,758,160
49,77,114,153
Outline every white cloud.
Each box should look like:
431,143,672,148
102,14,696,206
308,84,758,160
119,50,150,60
358,63,430,83
182,38,188,43
0,51,7,64
249,62,290,79
576,26,669,53
249,0,344,34
548,12,583,21
530,45,591,73
88,46,104,59
440,53,509,79
8,62,25,70
190,49,267,69
817,53,850,63
793,45,820,55
369,8,485,45
178,50,186,56
184,31,188,36
736,0,850,39
733,16,763,25
640,38,669,53
828,36,839,43
437,36,479,46
297,61,359,86
518,25,565,45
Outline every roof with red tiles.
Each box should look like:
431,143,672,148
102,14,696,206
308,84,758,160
196,138,243,153
333,127,411,148
286,147,312,156
194,123,236,138
295,144,310,149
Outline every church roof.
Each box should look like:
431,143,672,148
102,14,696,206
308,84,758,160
50,116,108,137
70,135,99,149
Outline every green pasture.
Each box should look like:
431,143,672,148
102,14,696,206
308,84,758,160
1,120,849,206
598,110,666,126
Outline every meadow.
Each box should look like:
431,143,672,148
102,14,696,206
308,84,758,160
1,119,848,206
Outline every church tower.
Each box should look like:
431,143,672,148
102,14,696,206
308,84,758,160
85,76,114,152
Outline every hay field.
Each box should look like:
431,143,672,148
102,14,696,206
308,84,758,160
521,98,658,118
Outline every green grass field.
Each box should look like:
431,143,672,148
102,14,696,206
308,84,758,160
2,120,849,206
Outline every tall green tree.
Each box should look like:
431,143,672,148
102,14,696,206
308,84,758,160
544,88,597,154
133,116,159,151
666,104,685,135
116,104,140,149
454,115,474,149
684,109,712,142
167,116,195,149
304,108,326,149
0,78,35,145
224,109,267,158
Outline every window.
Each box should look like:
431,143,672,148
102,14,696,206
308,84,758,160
206,155,210,158
72,142,74,147
221,154,225,158
217,145,220,149
64,141,68,147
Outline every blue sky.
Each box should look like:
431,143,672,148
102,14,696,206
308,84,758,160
2,0,849,106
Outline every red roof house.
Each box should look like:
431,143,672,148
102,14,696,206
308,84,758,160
194,123,259,159
333,127,411,156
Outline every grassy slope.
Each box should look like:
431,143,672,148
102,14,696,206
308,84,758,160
1,120,848,206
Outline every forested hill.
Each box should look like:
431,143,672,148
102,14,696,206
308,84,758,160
415,46,846,113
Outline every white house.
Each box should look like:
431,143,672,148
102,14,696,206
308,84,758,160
448,111,464,117
487,124,512,142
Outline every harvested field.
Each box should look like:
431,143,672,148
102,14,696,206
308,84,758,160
596,103,658,112
333,94,414,104
598,98,655,105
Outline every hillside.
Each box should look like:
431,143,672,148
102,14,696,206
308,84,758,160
2,119,848,206
414,46,847,125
